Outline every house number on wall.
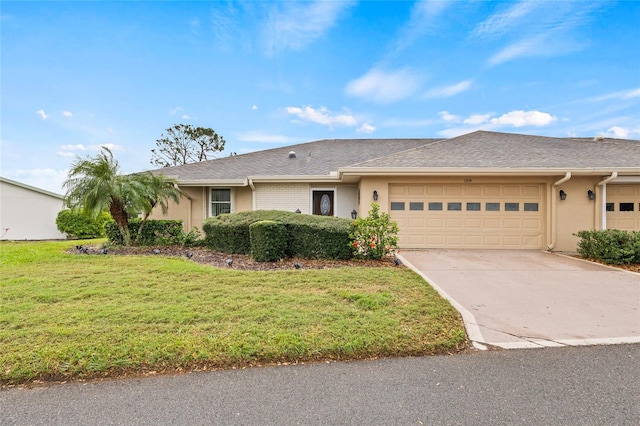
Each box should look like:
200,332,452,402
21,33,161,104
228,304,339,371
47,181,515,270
464,179,473,183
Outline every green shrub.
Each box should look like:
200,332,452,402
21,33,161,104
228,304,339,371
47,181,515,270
105,219,184,246
56,209,111,239
575,229,640,264
350,203,399,260
250,220,288,262
203,210,354,259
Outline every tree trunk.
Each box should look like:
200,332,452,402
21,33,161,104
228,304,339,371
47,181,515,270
109,198,131,246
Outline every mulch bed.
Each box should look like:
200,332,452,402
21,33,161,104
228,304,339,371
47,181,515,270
69,244,401,271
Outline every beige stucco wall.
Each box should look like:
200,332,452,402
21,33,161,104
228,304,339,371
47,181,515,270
554,176,601,251
0,180,66,240
149,186,205,231
335,184,358,218
234,186,253,213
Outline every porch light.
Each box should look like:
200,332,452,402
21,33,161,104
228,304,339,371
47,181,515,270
587,189,596,200
295,208,301,213
559,190,567,200
351,209,358,219
373,190,378,201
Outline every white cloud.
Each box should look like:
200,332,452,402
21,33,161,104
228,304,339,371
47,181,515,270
286,106,357,128
490,110,557,127
345,68,424,103
604,126,640,139
252,105,258,110
263,1,354,55
478,1,599,66
62,111,73,118
588,88,640,102
395,0,454,51
234,131,297,144
438,111,461,123
169,107,183,115
473,0,538,38
357,123,376,134
11,168,69,195
182,114,191,120
424,80,472,98
37,109,48,120
464,113,492,125
57,143,122,158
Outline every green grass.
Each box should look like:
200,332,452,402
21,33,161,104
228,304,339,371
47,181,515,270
0,240,466,385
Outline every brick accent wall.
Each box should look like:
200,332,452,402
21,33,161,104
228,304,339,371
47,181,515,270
255,183,310,213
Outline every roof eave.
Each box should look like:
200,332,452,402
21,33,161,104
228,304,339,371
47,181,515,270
339,167,640,177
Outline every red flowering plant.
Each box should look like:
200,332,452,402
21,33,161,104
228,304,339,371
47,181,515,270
350,203,399,260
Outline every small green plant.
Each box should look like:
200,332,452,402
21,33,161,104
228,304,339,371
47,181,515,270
351,203,399,260
56,209,111,239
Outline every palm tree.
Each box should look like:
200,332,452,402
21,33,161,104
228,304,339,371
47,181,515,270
63,147,181,246
136,172,183,241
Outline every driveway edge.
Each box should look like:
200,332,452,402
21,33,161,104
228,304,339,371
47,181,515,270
397,253,488,350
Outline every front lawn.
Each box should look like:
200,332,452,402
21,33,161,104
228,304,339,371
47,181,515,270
0,240,466,385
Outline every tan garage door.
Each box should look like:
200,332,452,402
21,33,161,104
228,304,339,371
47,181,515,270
390,183,544,249
606,184,640,231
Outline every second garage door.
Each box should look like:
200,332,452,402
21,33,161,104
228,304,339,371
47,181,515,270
390,183,544,249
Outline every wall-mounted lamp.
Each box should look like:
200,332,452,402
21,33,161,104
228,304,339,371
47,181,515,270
351,209,358,220
587,189,596,200
559,190,567,200
373,190,378,201
295,208,301,213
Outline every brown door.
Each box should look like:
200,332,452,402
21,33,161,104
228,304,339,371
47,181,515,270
313,191,334,216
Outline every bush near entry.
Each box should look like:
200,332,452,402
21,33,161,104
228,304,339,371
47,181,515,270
203,210,354,261
250,220,288,262
575,229,640,264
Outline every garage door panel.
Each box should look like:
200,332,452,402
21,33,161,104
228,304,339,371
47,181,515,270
606,184,640,231
391,183,544,249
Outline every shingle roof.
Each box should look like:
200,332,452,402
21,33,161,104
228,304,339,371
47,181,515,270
349,131,640,170
150,131,640,183
151,138,440,181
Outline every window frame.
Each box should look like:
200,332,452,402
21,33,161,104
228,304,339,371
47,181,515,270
210,188,232,217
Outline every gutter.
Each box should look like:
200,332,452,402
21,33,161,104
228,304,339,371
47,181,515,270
597,172,618,230
547,172,572,251
248,179,256,210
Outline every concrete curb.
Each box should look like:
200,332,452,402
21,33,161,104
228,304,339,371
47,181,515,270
397,253,488,351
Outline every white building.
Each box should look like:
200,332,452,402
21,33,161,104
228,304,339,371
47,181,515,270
0,177,67,240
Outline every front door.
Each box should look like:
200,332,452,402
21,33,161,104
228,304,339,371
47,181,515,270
312,191,334,216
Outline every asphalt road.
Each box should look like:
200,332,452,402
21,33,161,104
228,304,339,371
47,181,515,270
1,344,638,425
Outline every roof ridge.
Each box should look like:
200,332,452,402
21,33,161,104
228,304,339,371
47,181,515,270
347,138,444,167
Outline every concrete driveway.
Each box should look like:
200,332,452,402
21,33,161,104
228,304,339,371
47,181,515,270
398,250,640,349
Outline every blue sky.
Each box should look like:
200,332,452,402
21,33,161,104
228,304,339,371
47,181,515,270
2,0,639,194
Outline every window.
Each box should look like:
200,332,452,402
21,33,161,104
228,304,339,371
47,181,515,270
448,202,462,211
211,188,231,216
466,202,481,211
605,203,615,212
486,202,500,211
390,202,405,211
505,203,519,211
619,203,635,212
409,202,424,211
524,203,539,212
428,202,443,211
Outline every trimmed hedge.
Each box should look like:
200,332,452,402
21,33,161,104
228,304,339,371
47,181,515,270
575,229,640,264
203,210,354,260
56,209,111,239
106,219,184,246
250,220,288,262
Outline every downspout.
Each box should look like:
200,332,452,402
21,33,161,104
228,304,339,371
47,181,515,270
248,178,256,210
597,172,618,230
175,184,192,230
547,172,572,251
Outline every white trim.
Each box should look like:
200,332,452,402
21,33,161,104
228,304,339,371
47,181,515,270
209,187,233,217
